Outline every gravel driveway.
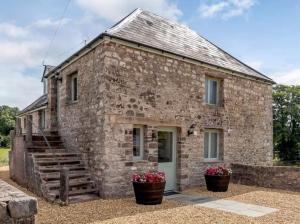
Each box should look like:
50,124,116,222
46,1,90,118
0,166,299,224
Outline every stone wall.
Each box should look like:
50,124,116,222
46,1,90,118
54,43,107,192
9,132,27,187
98,39,273,196
52,38,273,197
231,163,300,191
0,180,37,224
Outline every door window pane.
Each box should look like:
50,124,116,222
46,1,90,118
158,131,173,163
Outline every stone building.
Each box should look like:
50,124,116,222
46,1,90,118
14,9,274,200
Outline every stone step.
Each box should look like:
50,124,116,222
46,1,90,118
27,146,66,153
34,156,82,162
49,187,98,198
32,141,64,147
35,159,83,166
46,178,94,190
38,164,87,172
40,171,90,181
32,135,61,141
32,152,82,158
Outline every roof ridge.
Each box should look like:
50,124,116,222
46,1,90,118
106,8,143,34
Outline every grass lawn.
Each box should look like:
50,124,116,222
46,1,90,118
0,147,9,167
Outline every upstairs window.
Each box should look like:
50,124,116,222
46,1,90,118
205,77,219,105
204,130,220,161
71,75,78,102
133,125,144,161
68,72,78,103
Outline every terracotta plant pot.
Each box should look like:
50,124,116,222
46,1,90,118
132,181,166,205
205,175,230,192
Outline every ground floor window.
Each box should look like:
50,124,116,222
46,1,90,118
133,125,144,160
204,129,220,161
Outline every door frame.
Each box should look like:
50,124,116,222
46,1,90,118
157,127,177,191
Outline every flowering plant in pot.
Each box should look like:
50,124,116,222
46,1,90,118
204,166,232,192
132,171,166,205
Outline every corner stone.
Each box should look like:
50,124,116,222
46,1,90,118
8,197,37,219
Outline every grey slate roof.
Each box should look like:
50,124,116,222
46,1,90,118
19,94,48,115
105,8,273,83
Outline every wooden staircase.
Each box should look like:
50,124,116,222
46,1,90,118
27,134,99,204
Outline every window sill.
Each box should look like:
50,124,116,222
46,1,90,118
203,159,223,163
66,100,78,106
205,103,223,108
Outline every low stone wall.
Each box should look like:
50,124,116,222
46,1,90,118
231,163,300,191
0,180,37,224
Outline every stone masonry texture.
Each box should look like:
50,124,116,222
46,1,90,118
231,163,300,191
47,38,273,197
0,180,37,224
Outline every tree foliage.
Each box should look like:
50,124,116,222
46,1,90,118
0,105,19,147
273,85,300,161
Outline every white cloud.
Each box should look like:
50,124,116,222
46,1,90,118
0,22,28,38
199,0,256,19
272,69,300,85
0,68,42,108
31,18,71,29
76,0,182,22
0,41,44,70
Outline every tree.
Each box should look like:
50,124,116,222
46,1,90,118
0,105,19,147
273,85,300,161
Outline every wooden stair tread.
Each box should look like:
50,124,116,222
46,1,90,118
49,187,97,197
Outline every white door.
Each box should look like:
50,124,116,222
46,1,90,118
158,127,177,191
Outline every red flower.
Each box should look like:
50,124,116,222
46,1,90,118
205,166,232,176
132,171,165,183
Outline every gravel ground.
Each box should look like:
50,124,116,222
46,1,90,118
0,166,299,224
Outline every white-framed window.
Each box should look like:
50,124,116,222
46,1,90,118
133,125,144,161
71,74,78,102
205,77,219,105
204,130,220,161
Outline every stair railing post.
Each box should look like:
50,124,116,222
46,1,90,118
15,117,22,136
25,115,33,146
60,167,69,205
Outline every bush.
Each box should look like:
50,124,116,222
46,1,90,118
0,135,10,148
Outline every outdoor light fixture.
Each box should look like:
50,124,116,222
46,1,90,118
187,124,197,136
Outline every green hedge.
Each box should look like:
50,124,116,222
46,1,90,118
0,135,10,148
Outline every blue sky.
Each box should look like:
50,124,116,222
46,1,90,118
0,0,300,108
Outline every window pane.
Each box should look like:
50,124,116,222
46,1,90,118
133,128,141,157
205,79,209,103
204,132,209,158
158,131,173,162
210,132,218,159
73,77,78,101
210,80,217,104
